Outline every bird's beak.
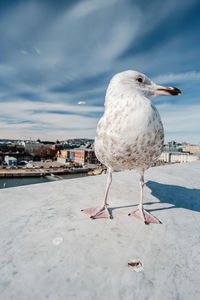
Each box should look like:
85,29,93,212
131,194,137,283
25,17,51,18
153,85,182,96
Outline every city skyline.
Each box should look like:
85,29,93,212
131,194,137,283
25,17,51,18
0,0,200,143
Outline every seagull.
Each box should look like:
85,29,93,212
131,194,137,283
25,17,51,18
82,70,181,224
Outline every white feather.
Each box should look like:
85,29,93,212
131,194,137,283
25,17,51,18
94,70,164,172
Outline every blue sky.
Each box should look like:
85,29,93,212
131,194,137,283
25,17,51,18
0,0,200,143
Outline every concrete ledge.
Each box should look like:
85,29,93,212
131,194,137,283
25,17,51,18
0,162,200,300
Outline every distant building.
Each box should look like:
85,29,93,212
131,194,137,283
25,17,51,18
57,157,72,166
163,141,181,153
22,141,41,152
4,156,18,166
25,163,33,169
56,150,70,159
56,150,72,165
159,152,198,163
168,141,176,148
69,148,99,165
0,143,9,152
0,143,25,153
182,145,199,154
163,141,200,154
40,141,55,145
51,144,64,152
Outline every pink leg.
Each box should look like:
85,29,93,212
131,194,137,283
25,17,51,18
128,173,161,224
81,168,112,219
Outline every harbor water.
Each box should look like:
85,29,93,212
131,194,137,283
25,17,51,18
0,173,88,189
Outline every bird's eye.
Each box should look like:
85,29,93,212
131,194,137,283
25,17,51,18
137,76,143,83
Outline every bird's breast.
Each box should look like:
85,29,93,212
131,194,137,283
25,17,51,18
95,102,164,170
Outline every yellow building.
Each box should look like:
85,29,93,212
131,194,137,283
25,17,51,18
56,150,70,159
182,145,199,154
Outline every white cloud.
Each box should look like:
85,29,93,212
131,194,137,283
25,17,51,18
34,47,41,55
20,50,28,55
156,103,200,143
0,64,16,76
0,100,103,140
69,0,118,18
0,0,199,142
0,0,142,94
154,71,200,84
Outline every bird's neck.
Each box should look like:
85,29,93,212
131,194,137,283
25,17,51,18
104,89,151,112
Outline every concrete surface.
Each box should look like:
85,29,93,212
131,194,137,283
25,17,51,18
0,161,200,300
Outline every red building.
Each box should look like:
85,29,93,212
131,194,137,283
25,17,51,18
51,144,64,152
69,148,99,165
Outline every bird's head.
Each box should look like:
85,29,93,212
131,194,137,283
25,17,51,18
109,70,181,99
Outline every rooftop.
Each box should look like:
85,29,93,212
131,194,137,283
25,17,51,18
70,147,94,152
0,161,200,300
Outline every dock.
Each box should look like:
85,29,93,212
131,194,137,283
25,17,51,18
0,167,90,178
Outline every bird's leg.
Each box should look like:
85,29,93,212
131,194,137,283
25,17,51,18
128,173,160,224
81,168,112,219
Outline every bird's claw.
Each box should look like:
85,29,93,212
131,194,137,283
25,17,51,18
82,206,110,219
128,207,161,224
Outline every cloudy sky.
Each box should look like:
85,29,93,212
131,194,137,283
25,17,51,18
0,0,200,143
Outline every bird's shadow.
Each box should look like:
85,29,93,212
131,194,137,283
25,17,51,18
146,181,200,213
108,181,200,217
108,204,137,218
